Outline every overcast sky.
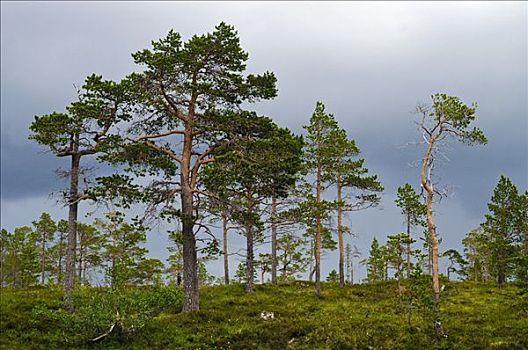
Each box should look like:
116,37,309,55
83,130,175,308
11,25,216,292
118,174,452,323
1,1,526,282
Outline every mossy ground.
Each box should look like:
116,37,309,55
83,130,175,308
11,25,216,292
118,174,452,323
1,281,527,349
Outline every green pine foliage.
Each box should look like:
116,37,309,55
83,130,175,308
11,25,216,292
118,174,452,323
462,176,528,285
366,237,386,283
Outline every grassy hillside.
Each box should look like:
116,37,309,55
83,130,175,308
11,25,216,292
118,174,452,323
1,281,527,349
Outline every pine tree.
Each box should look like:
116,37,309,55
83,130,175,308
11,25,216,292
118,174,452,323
30,75,131,309
166,230,184,286
366,237,385,283
17,227,40,287
135,258,165,285
0,229,9,286
416,93,486,335
277,232,310,281
76,223,104,285
329,127,383,288
94,23,277,312
302,101,341,297
32,213,57,285
326,269,339,283
49,219,68,284
395,184,426,278
96,212,147,287
441,249,466,280
386,233,415,294
462,228,491,282
513,191,528,285
482,176,523,284
202,125,302,292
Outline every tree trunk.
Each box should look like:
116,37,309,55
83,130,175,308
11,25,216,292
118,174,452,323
337,176,345,288
314,159,322,297
309,239,314,282
41,236,46,285
181,120,199,312
246,222,254,292
350,259,354,284
345,247,349,284
406,213,411,278
78,241,83,283
181,187,199,311
245,194,254,293
57,232,64,284
271,192,278,284
0,247,3,287
422,161,441,303
397,242,403,295
64,152,80,312
222,213,229,285
421,137,444,336
498,268,506,285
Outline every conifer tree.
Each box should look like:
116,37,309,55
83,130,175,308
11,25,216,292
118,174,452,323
462,228,491,282
395,184,426,278
302,101,341,297
32,213,57,285
49,220,68,284
202,125,302,292
135,258,165,285
326,269,339,283
441,249,466,280
95,212,147,287
0,229,8,286
95,23,277,311
1,227,40,287
29,75,131,309
330,128,382,288
166,230,184,286
12,227,40,287
76,223,104,285
386,233,415,293
514,191,528,285
366,237,385,282
482,176,524,284
277,232,310,281
416,93,486,335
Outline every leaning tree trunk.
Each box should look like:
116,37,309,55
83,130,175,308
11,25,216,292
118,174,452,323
222,213,229,285
64,152,80,312
271,191,278,284
421,137,444,336
337,176,345,288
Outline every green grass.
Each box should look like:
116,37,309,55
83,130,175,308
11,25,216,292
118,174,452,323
1,281,527,349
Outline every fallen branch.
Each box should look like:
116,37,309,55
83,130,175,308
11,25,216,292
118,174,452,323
88,311,119,343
